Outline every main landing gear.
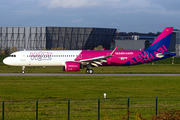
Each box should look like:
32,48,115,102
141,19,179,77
22,66,25,74
86,69,93,74
86,64,94,74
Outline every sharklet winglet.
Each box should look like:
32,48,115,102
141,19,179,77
110,46,118,56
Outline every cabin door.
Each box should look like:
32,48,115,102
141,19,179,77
21,52,26,61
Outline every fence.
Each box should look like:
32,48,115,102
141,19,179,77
1,97,180,120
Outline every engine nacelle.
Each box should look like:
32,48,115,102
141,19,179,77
62,61,81,71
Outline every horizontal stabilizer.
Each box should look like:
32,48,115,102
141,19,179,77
162,52,176,56
156,52,176,58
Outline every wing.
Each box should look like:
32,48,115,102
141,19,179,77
76,47,118,67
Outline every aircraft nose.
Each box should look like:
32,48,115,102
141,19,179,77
3,58,10,65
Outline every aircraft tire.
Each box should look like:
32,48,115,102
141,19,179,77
86,69,93,74
86,69,89,74
89,69,93,74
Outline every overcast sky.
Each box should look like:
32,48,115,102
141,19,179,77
0,0,180,32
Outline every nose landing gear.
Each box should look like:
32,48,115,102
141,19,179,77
86,64,94,74
22,66,25,74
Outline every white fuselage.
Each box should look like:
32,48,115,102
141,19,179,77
3,50,82,66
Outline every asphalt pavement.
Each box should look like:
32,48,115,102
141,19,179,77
0,73,180,76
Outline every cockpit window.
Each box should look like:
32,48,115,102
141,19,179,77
9,55,16,57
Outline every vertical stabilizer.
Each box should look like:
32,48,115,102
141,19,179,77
146,27,173,52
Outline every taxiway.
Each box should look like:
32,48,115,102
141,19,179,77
0,73,180,76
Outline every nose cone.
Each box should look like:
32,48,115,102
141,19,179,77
3,58,11,65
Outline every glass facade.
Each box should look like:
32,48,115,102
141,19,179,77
0,27,116,51
46,27,116,50
0,27,46,50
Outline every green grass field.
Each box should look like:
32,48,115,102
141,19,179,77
1,54,180,119
0,76,180,119
1,76,180,101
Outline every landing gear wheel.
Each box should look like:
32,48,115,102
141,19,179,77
22,66,25,74
89,69,93,74
86,69,94,74
86,69,89,74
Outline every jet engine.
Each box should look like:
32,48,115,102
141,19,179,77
62,61,81,71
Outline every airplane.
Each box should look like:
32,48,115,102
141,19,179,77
3,27,176,74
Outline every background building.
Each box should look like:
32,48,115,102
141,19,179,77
1,27,180,57
0,27,46,50
111,40,150,50
0,27,116,51
111,29,180,56
172,29,180,56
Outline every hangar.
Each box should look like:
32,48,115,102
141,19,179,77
0,27,116,50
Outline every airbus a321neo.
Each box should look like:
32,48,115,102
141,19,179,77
3,27,176,74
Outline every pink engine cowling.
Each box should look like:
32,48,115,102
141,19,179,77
62,61,81,71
